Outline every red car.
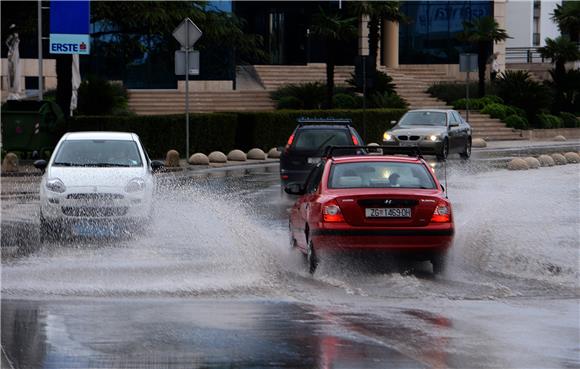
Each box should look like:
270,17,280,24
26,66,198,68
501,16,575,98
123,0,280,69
286,147,453,275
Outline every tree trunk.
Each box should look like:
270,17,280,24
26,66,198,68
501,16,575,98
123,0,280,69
368,16,380,71
56,54,73,117
325,42,335,109
477,43,487,98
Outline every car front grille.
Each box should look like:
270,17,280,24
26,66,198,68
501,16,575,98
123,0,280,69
397,135,421,141
67,193,125,200
397,135,408,140
62,206,129,217
410,135,420,141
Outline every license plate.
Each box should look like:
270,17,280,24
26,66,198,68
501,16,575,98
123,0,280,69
365,208,411,218
399,141,416,147
307,157,322,164
72,222,117,237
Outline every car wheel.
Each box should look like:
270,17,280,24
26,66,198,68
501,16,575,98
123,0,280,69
460,138,471,159
431,252,447,275
436,139,449,161
307,240,318,275
40,213,57,242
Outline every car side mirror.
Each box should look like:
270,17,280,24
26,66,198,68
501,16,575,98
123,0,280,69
449,121,459,128
284,182,305,195
390,120,396,125
34,159,47,172
151,160,164,172
441,184,445,192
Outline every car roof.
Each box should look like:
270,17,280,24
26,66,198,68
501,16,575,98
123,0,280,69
330,155,423,164
62,131,137,141
296,125,351,130
406,109,452,113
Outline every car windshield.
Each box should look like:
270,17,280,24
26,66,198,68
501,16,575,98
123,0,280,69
399,111,447,127
53,139,143,167
328,161,436,189
293,129,351,152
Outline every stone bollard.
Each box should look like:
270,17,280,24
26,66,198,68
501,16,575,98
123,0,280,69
550,153,567,165
367,142,382,155
564,152,580,164
208,151,227,163
247,148,266,160
553,135,566,141
523,157,541,169
1,152,19,173
227,149,247,161
537,155,555,167
507,158,529,170
165,150,180,167
267,147,281,159
472,138,487,148
189,153,209,165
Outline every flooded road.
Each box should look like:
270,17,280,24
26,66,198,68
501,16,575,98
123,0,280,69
2,161,579,368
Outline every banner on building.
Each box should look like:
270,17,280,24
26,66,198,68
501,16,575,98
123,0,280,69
49,1,90,55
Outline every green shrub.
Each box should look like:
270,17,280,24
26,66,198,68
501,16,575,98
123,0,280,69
333,93,359,109
348,70,396,95
77,77,129,115
277,96,303,109
452,98,485,110
480,95,504,105
559,112,580,128
481,103,509,119
504,114,529,130
69,109,407,157
428,82,496,103
537,113,563,129
271,82,325,109
368,92,408,109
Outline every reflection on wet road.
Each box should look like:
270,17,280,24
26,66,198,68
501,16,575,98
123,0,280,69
2,160,579,368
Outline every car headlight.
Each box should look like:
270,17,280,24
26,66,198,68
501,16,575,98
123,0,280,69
46,178,66,193
383,132,393,141
125,178,146,193
427,135,439,142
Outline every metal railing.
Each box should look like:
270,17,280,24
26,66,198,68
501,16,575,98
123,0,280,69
505,47,546,64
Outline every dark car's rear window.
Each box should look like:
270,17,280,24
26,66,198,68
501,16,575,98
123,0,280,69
328,161,436,189
293,129,351,151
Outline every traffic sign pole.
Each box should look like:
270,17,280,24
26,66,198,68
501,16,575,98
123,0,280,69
185,26,190,160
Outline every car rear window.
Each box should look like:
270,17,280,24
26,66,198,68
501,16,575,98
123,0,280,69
293,129,351,151
53,140,143,167
399,111,446,127
328,161,436,189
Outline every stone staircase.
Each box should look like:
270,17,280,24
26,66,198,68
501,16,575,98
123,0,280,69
127,90,274,115
382,66,525,141
253,65,354,91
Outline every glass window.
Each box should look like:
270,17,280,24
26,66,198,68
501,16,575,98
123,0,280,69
399,111,447,127
53,140,143,167
293,129,350,151
329,162,436,189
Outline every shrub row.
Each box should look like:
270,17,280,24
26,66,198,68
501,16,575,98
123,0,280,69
69,109,406,158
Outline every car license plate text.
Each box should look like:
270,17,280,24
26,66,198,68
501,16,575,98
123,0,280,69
365,208,411,218
399,141,416,147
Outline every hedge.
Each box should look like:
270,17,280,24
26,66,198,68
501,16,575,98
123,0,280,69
69,109,406,158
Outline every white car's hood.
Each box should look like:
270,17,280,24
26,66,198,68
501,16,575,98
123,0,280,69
47,167,147,189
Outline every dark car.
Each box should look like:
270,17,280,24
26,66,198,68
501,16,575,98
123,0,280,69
280,118,364,187
382,109,472,160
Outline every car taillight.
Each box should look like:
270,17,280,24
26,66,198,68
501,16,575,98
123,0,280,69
351,134,359,146
285,133,295,150
431,202,451,223
323,200,345,223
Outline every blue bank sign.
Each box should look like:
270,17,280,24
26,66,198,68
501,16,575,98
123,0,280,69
49,1,90,55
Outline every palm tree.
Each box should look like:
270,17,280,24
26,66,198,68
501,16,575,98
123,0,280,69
311,8,357,109
539,36,580,79
347,1,402,70
459,16,510,97
551,1,580,42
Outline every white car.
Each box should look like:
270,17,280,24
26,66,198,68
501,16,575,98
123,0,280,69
34,131,164,238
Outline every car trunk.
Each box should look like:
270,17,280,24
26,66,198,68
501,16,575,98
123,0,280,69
333,189,441,227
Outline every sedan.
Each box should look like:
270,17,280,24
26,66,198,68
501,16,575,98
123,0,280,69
34,131,164,238
286,148,454,275
382,109,471,160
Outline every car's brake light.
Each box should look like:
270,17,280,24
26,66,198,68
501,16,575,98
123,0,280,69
285,133,295,150
323,200,345,223
431,202,451,223
351,134,359,146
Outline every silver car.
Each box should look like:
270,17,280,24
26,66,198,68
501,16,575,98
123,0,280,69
382,109,472,160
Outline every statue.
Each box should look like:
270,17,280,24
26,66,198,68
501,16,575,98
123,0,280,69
5,24,23,100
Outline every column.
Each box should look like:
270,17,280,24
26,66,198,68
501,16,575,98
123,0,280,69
382,20,399,68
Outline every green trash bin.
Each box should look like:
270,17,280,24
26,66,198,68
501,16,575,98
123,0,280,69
1,100,65,157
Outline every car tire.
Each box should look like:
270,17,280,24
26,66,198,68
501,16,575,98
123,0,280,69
460,138,471,159
307,240,318,275
436,139,449,161
431,252,447,275
40,213,57,242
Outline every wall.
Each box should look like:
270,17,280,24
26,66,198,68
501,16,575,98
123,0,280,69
0,59,57,98
506,1,533,48
539,0,561,46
